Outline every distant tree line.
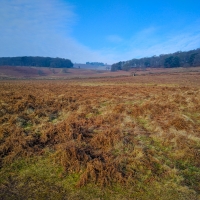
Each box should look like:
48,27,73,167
0,56,73,68
86,62,105,66
111,48,200,71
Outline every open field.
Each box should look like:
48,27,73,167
130,66,200,76
1,66,200,80
0,66,130,79
0,72,200,199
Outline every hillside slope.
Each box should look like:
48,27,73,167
0,66,129,79
111,48,200,71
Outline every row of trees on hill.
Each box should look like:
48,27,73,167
0,56,73,68
111,48,200,71
86,62,106,66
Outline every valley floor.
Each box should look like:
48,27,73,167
0,72,200,199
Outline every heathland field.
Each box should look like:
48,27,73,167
0,73,200,199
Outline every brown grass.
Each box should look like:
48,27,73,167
0,72,200,199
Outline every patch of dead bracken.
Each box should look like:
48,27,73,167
0,75,200,192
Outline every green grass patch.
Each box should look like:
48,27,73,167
0,151,199,199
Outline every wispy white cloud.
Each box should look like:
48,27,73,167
74,26,200,63
0,0,75,35
106,35,124,43
0,0,200,64
107,23,200,62
0,0,115,63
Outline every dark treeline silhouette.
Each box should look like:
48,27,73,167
86,62,105,66
0,56,73,68
111,48,200,71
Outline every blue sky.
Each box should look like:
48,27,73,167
0,0,200,64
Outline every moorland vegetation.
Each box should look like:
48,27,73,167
0,73,200,199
